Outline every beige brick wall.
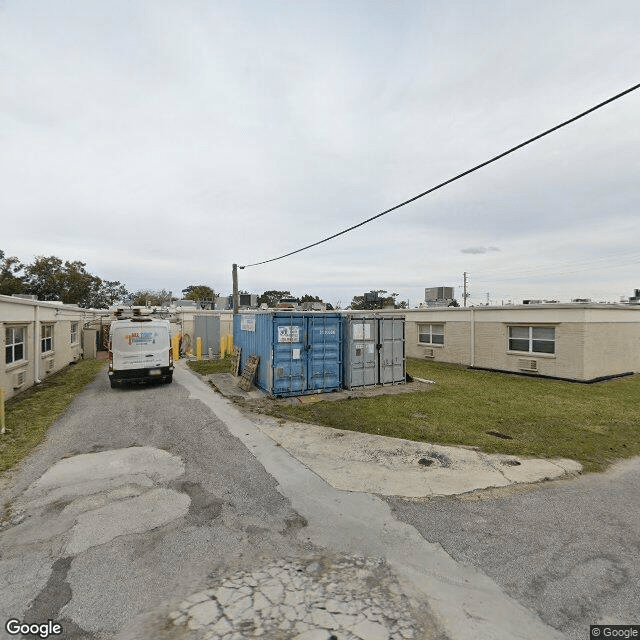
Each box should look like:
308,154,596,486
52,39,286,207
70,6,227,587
1,297,102,400
403,305,640,382
405,309,473,364
473,320,587,380
583,322,640,379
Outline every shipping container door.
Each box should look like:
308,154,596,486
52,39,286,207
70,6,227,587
346,317,377,387
306,315,342,391
272,316,306,394
379,317,405,384
195,315,220,356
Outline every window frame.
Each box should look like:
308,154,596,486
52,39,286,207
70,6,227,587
70,322,79,345
418,323,445,346
41,324,54,354
508,325,555,355
6,325,27,365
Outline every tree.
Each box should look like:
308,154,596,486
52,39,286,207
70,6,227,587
258,290,291,307
349,290,398,310
0,250,26,296
23,255,128,308
182,285,215,301
127,289,173,307
298,293,333,310
90,280,129,308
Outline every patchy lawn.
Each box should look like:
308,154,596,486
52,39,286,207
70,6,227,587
269,359,640,472
0,359,107,474
187,356,233,376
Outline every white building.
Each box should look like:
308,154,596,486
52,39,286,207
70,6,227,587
1,294,106,400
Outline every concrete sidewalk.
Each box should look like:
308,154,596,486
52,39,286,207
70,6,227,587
180,361,569,640
253,418,582,497
205,370,583,498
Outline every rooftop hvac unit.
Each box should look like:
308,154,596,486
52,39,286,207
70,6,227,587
518,358,538,372
425,286,454,301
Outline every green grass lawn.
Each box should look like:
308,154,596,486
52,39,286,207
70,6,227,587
187,356,233,376
270,359,640,472
0,359,107,475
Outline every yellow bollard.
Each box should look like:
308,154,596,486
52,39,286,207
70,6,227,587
227,334,233,353
220,337,226,359
171,335,180,361
196,337,202,361
0,388,5,435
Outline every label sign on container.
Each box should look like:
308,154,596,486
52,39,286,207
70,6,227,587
240,315,256,332
278,326,300,343
352,324,371,340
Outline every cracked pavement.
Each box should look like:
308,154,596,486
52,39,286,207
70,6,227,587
1,361,637,639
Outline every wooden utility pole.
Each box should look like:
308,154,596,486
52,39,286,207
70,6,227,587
232,264,239,315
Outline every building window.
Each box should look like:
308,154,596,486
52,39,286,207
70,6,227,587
6,327,26,364
70,322,79,344
418,323,444,345
41,325,54,353
508,326,555,354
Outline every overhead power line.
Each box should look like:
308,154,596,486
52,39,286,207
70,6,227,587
471,248,640,281
241,81,640,269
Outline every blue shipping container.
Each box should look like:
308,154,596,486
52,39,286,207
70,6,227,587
233,312,342,396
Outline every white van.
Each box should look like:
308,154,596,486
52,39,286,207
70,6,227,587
108,317,173,388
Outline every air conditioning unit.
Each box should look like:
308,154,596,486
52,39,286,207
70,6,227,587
13,371,26,389
424,347,435,358
45,358,54,373
518,358,538,372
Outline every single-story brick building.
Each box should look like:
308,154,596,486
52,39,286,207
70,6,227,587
1,294,105,399
400,303,640,382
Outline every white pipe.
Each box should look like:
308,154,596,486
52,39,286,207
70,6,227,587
470,308,475,368
33,304,41,384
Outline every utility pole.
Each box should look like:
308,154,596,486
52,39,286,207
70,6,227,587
463,272,470,307
232,263,244,315
232,264,239,315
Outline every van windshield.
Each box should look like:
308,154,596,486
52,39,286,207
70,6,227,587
112,327,166,351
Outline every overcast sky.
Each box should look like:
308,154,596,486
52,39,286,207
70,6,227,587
2,1,639,307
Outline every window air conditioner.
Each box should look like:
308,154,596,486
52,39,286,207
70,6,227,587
13,371,26,389
518,358,538,372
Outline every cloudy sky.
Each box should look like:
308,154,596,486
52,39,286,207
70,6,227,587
2,1,639,308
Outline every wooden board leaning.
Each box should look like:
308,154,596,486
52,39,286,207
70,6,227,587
238,355,259,391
